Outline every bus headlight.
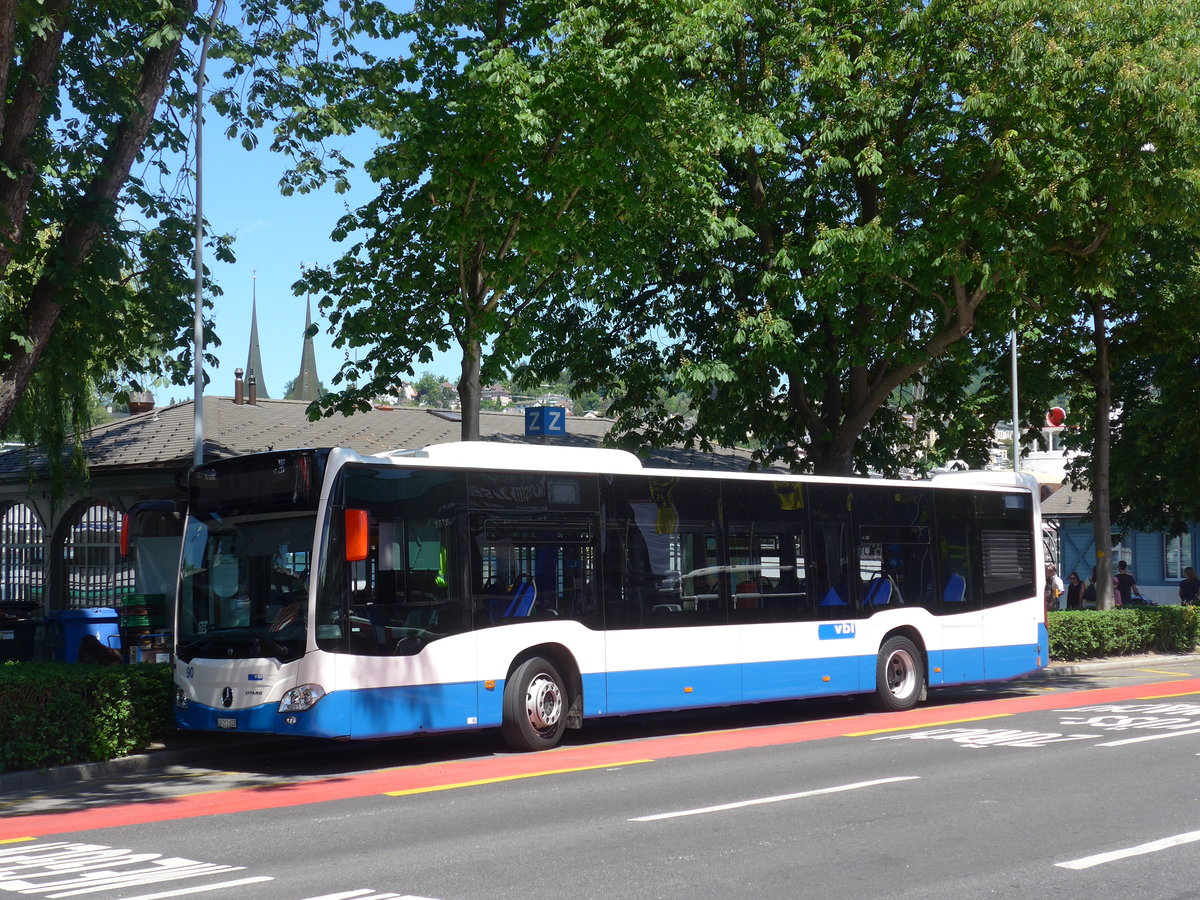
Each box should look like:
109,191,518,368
278,683,326,712
174,687,188,709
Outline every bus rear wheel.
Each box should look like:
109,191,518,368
502,656,567,751
874,636,924,711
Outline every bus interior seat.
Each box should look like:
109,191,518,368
864,577,892,606
503,577,537,617
819,586,848,606
944,573,966,603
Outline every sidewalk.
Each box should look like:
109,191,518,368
4,652,1199,796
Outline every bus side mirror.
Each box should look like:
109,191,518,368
345,509,369,562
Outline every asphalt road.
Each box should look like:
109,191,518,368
3,657,1200,900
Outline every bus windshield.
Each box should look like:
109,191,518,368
176,511,315,663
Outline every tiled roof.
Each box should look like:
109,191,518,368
1040,482,1091,517
0,397,765,480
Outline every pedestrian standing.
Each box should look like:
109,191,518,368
1045,564,1064,611
1065,571,1084,610
1180,566,1200,605
1116,560,1141,605
1083,568,1098,608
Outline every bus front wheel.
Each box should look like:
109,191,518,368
874,636,924,711
501,656,567,751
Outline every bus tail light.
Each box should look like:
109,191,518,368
345,509,369,562
279,683,326,712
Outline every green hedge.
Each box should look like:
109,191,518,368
1048,606,1200,662
0,661,174,774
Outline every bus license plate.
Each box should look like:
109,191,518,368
216,717,237,729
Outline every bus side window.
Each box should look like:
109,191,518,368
935,491,979,613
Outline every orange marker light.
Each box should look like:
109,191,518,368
345,509,369,562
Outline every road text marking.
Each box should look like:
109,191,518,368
629,776,921,822
0,840,271,899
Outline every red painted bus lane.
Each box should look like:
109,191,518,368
4,677,1199,841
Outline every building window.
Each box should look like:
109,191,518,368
1111,536,1133,571
1165,533,1193,581
62,503,134,609
0,503,45,605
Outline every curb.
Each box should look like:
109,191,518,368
1043,652,1200,677
0,734,287,796
0,749,173,795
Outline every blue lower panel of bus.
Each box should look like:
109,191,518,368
177,681,480,739
935,640,1045,686
606,654,869,715
176,700,302,735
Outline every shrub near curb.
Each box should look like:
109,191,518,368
0,661,174,774
1047,606,1200,662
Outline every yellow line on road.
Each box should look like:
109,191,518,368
0,837,34,844
384,760,654,796
845,713,1012,737
1137,669,1194,677
1137,686,1200,699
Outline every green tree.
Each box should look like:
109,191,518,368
412,372,456,409
0,0,225,478
1104,237,1200,536
532,0,1200,477
232,0,730,440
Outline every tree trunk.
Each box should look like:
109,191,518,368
0,0,195,431
1089,293,1115,610
457,337,483,442
808,432,857,476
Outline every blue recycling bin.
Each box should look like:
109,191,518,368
44,608,122,662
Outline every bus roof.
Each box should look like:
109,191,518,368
373,441,646,474
365,441,1034,494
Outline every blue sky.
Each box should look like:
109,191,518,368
152,123,459,406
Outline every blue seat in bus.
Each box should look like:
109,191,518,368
819,586,848,606
502,579,537,618
864,577,892,606
944,573,966,603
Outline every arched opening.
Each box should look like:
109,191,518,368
0,502,45,606
60,502,133,609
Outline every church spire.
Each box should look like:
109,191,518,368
245,271,270,399
289,285,321,403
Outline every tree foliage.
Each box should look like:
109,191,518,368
527,0,1200,475
222,0,733,438
0,0,226,484
226,0,1200,492
1058,230,1200,536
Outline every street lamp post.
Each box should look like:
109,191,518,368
1010,312,1019,473
192,0,224,466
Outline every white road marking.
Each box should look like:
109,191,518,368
1057,828,1200,870
1097,726,1200,747
628,776,921,822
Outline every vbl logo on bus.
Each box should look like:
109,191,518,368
818,623,856,640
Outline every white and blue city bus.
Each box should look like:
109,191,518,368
174,442,1049,751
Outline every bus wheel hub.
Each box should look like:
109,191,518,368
526,674,562,730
